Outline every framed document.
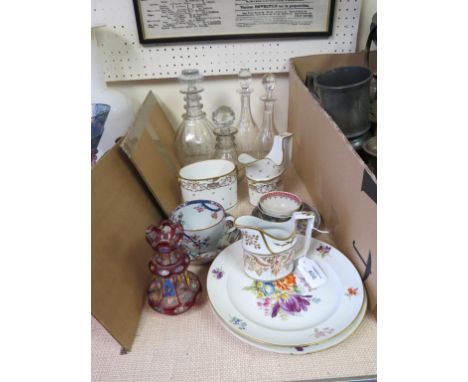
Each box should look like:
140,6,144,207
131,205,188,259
133,0,336,44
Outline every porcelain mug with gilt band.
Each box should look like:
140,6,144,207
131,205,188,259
247,176,283,206
179,159,237,211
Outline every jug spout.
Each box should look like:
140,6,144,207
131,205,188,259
238,152,258,166
266,133,293,166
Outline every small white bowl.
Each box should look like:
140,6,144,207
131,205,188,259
259,191,302,219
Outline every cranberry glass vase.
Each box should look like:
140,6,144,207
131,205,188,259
145,220,201,315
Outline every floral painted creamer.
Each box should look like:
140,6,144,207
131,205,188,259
238,133,292,206
234,211,315,281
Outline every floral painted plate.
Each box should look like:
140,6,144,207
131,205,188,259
211,291,367,354
207,236,364,347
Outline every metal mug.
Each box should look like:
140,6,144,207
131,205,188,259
306,66,372,139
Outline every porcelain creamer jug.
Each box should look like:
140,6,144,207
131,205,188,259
234,211,315,281
238,133,293,206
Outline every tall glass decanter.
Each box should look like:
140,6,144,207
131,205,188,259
235,69,260,158
258,73,279,158
175,69,216,166
212,105,242,179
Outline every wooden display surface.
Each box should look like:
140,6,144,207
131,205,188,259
92,165,376,382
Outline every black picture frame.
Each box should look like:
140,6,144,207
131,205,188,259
133,0,335,45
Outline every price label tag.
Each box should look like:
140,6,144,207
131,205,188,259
297,257,327,288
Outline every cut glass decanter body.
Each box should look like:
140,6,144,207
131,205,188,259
258,73,279,158
174,69,216,166
212,105,242,180
235,68,260,158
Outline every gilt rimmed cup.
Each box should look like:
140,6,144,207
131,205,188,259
179,159,237,211
259,191,302,219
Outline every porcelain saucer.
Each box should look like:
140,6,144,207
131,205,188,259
211,291,367,354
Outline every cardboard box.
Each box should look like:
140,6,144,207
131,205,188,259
288,51,377,315
92,52,377,349
92,93,182,350
91,145,163,350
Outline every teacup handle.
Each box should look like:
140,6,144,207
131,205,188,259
292,211,315,260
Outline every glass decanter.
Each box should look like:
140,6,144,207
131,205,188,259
174,69,216,166
212,105,242,180
235,68,260,158
257,73,279,158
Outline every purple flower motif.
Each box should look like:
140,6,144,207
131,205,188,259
243,276,321,319
316,244,331,257
281,294,311,313
271,302,281,317
212,268,224,279
272,294,311,317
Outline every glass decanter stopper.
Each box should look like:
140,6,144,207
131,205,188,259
174,69,216,166
145,220,201,315
235,69,260,158
257,73,279,158
212,105,242,180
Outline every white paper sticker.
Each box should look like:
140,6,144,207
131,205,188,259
297,257,327,288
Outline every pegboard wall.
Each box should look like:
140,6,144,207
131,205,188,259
92,0,361,81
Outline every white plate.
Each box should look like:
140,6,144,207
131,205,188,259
212,292,367,354
207,236,364,346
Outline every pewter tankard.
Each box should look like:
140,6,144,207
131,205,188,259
306,66,372,138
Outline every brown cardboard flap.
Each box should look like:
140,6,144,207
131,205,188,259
288,54,377,314
120,91,181,216
92,145,163,350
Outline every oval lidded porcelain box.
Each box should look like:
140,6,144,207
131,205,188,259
178,159,238,211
